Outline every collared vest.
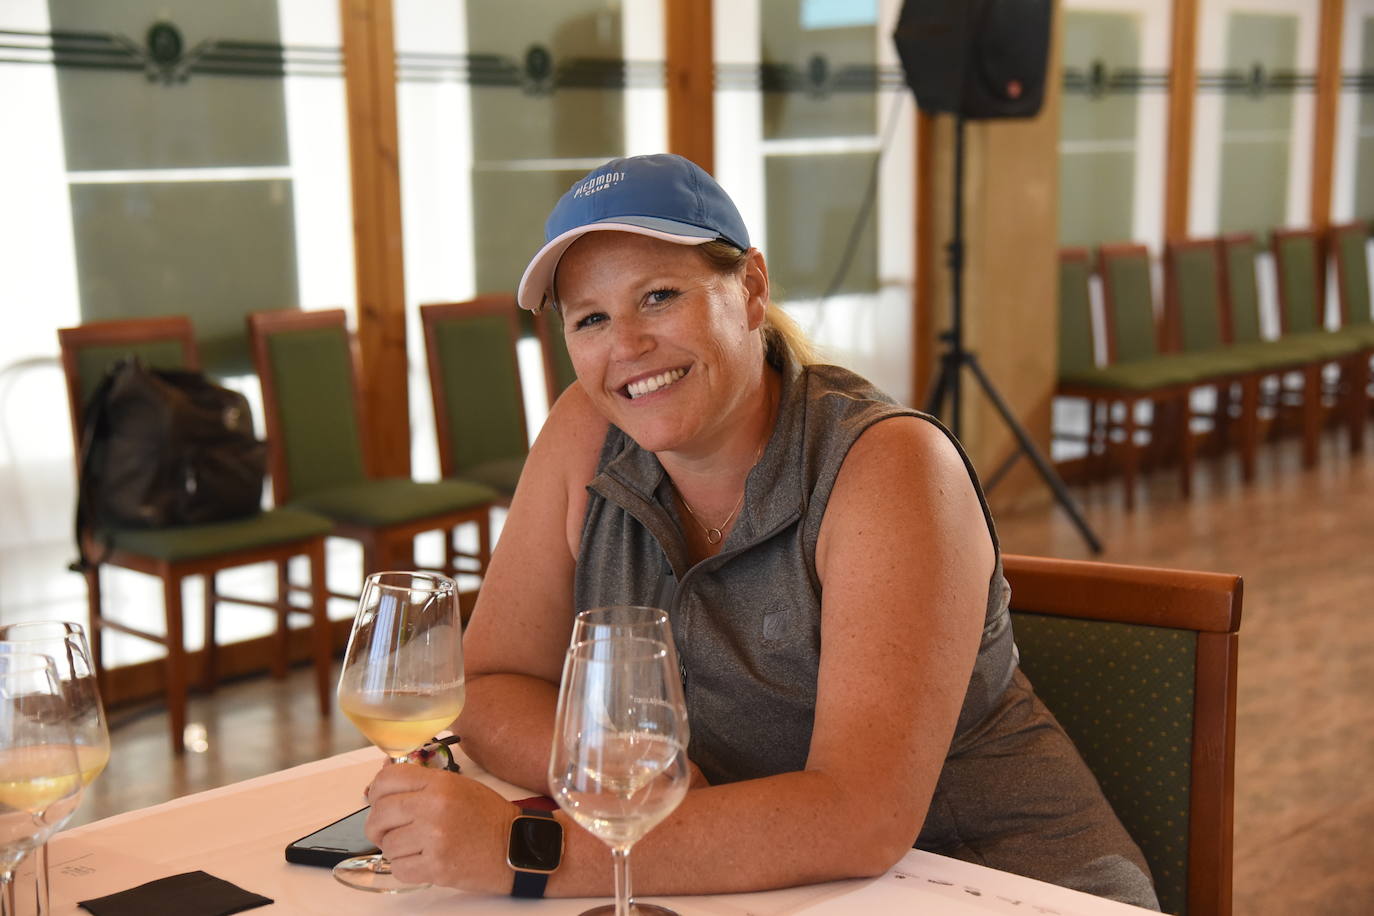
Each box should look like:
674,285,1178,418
573,358,1016,785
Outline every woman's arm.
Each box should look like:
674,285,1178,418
456,382,605,793
366,414,994,895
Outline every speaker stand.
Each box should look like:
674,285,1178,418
923,115,1102,555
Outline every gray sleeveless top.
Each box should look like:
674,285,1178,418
573,357,1017,785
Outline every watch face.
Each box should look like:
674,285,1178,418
509,815,562,873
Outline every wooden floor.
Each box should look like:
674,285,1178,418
74,426,1373,914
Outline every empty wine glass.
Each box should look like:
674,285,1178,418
335,571,465,893
0,657,82,916
0,622,110,916
550,637,690,916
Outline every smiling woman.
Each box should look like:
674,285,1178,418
551,230,772,466
357,154,1161,911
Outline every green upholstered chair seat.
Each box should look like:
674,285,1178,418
103,507,332,562
1277,330,1366,359
1061,354,1230,391
1222,337,1351,368
1328,325,1374,348
293,477,499,526
454,457,526,497
1060,364,1192,391
1157,349,1272,376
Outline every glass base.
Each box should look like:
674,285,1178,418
332,854,430,894
577,904,678,916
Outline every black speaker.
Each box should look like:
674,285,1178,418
893,0,1052,120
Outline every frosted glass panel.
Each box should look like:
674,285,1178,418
1059,10,1140,247
1217,13,1299,237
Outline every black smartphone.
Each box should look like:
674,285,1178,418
284,806,379,867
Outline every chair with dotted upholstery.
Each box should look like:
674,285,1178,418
1004,553,1243,916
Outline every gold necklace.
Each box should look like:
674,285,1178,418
676,443,764,546
679,488,746,546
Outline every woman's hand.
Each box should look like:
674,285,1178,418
364,763,519,892
686,757,710,790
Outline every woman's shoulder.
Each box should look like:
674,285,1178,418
792,362,931,458
530,381,608,482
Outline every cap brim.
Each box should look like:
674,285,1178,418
516,217,718,311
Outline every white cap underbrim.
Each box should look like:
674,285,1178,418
515,218,717,311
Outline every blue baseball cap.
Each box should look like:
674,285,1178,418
516,153,751,311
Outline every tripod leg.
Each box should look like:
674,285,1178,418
963,354,1102,553
924,353,953,419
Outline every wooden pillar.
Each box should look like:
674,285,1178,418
340,0,410,476
913,110,937,408
1311,0,1344,233
1164,0,1199,244
665,0,714,174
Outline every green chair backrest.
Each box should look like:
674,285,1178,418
541,310,578,398
1012,611,1197,916
1333,225,1372,329
1058,254,1097,376
1222,237,1264,345
264,324,367,499
75,340,187,409
1101,248,1160,363
1274,232,1322,335
1170,245,1225,353
432,312,527,474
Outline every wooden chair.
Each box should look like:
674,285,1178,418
534,307,578,410
1218,233,1327,467
1329,222,1374,415
1056,248,1191,503
1004,553,1242,916
247,309,499,598
58,317,334,753
420,297,528,503
1058,245,1246,508
1271,227,1368,455
1162,239,1344,481
1330,221,1374,343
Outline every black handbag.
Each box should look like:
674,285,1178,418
71,357,268,570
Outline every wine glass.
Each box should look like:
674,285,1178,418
549,637,690,916
0,622,110,916
0,657,82,916
335,571,465,893
570,606,676,661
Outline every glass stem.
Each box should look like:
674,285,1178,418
612,846,632,916
1,871,14,916
35,842,49,915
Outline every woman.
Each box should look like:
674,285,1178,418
364,153,1158,909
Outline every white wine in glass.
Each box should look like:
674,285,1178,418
0,658,82,916
550,637,690,916
0,623,110,916
335,571,465,893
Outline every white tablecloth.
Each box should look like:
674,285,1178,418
43,747,1152,915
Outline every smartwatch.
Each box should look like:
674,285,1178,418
507,808,563,898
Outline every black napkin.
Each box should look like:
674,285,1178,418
78,870,272,916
